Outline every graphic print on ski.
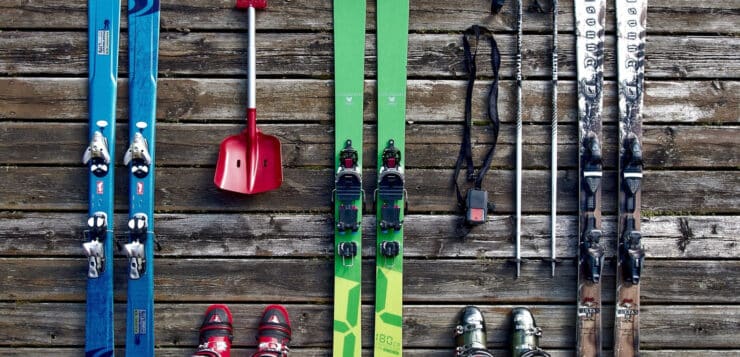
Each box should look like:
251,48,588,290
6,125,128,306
82,0,121,354
575,0,606,356
124,0,160,354
615,0,646,355
374,0,409,355
332,0,366,356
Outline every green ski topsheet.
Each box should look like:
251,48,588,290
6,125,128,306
333,0,366,356
375,0,409,356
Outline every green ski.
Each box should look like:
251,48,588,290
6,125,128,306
332,0,366,356
374,0,409,355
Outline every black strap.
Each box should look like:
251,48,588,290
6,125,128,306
491,0,505,14
453,25,501,210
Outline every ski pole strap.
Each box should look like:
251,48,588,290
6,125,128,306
491,0,505,14
453,25,501,224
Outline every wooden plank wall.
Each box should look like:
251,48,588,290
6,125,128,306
1,0,738,355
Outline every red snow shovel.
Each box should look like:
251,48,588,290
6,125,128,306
214,0,282,194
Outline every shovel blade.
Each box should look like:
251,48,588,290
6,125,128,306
214,132,282,194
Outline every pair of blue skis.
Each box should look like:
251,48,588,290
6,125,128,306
83,0,159,355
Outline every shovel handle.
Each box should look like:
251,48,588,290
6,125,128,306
236,0,266,110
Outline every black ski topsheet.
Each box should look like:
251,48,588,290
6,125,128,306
615,0,647,355
575,0,606,355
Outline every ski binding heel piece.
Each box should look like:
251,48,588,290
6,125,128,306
335,140,363,233
337,241,357,267
380,240,400,258
581,215,604,283
379,239,400,267
83,130,111,177
83,212,108,278
621,217,644,284
123,129,152,178
125,213,148,279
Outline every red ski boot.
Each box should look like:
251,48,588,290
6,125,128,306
252,304,292,357
193,304,234,357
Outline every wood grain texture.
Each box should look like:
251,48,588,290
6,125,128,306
1,32,738,79
1,79,736,124
0,167,738,213
1,122,737,170
1,213,735,259
0,258,736,304
1,0,738,33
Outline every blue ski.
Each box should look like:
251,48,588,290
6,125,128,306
82,0,121,355
124,0,160,355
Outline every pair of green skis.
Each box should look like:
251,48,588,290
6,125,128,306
332,0,409,356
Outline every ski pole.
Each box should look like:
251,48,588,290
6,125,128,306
515,0,523,278
550,0,558,277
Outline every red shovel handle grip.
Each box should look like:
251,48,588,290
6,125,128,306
236,0,266,9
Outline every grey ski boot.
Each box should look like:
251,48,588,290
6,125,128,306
511,307,550,357
454,306,494,357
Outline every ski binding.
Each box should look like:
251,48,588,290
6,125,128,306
334,140,363,233
376,139,405,233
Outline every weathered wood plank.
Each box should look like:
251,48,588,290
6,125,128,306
0,303,737,349
1,167,737,214
1,213,736,260
0,77,740,124
1,0,737,34
2,32,738,79
2,78,735,125
0,258,736,303
2,122,736,170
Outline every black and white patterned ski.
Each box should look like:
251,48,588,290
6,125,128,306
574,0,606,355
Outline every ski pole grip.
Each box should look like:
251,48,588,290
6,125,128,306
236,0,266,9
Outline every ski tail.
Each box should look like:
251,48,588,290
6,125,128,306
84,0,121,354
